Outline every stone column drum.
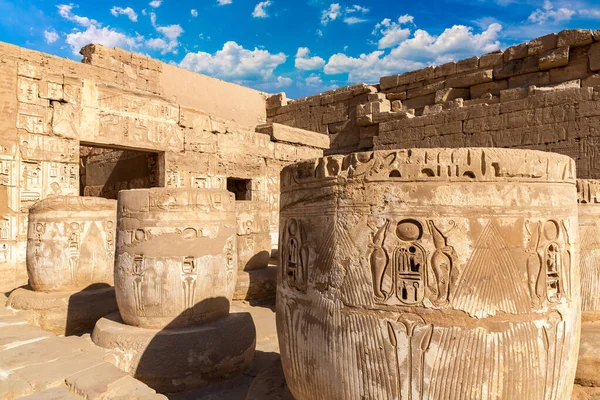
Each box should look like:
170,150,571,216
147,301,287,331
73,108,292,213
92,188,256,393
27,196,117,291
8,196,119,335
575,179,600,387
114,188,238,328
277,148,580,400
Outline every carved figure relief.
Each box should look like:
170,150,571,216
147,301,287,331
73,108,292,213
132,254,146,313
369,220,389,299
181,256,197,315
525,219,568,306
67,222,82,283
225,237,235,287
427,221,457,306
387,314,433,400
283,218,309,291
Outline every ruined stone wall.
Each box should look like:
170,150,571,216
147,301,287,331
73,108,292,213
0,41,326,292
267,28,600,162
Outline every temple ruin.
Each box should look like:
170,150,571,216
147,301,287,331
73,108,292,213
1,27,600,399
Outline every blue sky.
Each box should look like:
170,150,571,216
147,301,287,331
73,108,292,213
0,0,599,98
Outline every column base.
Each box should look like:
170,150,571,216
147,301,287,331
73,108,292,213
7,285,117,336
92,312,256,393
233,266,277,301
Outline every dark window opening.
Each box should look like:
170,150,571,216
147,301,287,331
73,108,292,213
227,178,252,200
80,145,160,200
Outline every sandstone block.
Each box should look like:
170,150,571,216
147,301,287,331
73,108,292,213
557,29,594,47
470,79,509,98
278,148,579,400
500,87,528,102
504,42,529,61
509,71,550,89
529,80,581,95
456,56,478,73
435,87,469,103
237,233,271,271
380,75,399,90
256,122,329,149
386,91,407,101
446,69,493,88
583,74,600,87
479,51,504,68
539,46,570,70
594,29,600,42
529,33,558,55
494,55,539,79
266,93,287,109
233,266,277,300
434,62,456,78
590,43,600,71
402,93,435,110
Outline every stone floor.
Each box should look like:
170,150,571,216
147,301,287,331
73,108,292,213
2,290,598,400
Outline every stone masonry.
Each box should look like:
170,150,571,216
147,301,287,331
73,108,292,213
267,28,600,177
0,41,328,293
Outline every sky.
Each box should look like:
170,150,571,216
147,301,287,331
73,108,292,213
0,0,599,99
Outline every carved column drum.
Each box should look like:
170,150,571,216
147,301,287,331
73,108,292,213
114,188,237,329
27,196,117,292
277,148,580,400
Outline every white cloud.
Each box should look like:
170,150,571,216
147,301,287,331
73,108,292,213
252,1,272,18
57,4,97,28
321,3,340,24
275,76,293,88
217,0,232,4
149,0,162,8
305,73,323,87
398,14,414,24
179,41,287,84
148,12,183,54
57,4,143,54
316,29,323,37
295,47,326,70
66,25,144,55
372,16,412,49
325,22,502,82
321,3,369,25
110,6,138,22
44,29,59,44
191,9,198,17
528,1,575,24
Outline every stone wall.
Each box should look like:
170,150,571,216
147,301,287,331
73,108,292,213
0,41,327,292
267,28,600,160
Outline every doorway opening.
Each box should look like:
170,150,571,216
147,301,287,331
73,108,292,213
80,144,161,200
227,178,252,201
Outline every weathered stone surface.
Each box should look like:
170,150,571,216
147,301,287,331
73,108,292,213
434,88,469,104
557,29,594,47
237,233,271,271
529,33,558,55
278,148,579,400
92,312,256,393
539,46,570,70
470,79,509,98
504,43,529,61
456,56,478,73
26,196,117,292
8,286,117,336
445,69,493,88
590,43,600,71
434,62,456,78
494,55,540,79
583,74,600,87
255,123,329,149
479,51,504,68
115,188,237,329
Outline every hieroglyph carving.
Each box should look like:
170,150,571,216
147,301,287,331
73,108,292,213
369,219,457,307
282,218,309,292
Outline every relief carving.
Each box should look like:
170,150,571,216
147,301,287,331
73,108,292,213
283,218,309,292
